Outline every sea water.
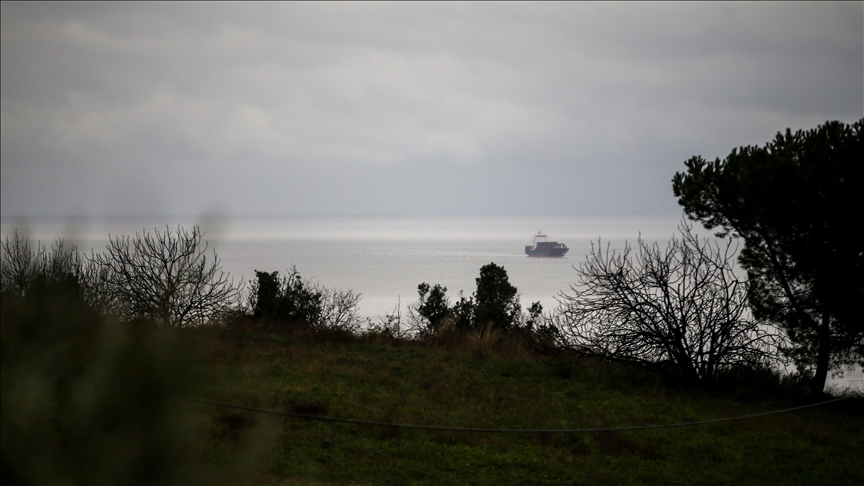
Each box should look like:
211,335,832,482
3,215,860,393
0,215,684,317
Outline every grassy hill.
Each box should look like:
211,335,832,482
187,328,863,485
3,225,861,484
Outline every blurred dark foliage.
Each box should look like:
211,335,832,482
1,237,197,485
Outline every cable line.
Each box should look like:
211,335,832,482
192,396,850,434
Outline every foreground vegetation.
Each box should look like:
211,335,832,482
188,327,862,485
2,222,862,484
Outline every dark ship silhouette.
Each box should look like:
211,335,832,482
525,230,569,258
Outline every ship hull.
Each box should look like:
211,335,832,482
525,245,569,258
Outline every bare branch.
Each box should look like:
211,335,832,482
540,220,783,386
92,225,241,327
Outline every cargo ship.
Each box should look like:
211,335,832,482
525,230,569,258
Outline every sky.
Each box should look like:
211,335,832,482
2,2,862,219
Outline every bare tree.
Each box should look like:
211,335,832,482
1,232,48,297
1,233,89,298
94,225,240,328
539,221,781,386
317,285,364,333
78,252,120,316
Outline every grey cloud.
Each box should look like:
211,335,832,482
2,2,861,218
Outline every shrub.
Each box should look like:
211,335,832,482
410,262,541,338
246,266,363,334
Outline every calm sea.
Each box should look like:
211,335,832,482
0,215,685,318
3,215,860,392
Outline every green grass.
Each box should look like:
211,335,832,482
186,328,863,485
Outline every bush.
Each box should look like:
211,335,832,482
414,282,451,335
473,262,521,332
246,266,363,334
410,262,541,338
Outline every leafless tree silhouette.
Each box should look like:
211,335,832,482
94,225,240,327
538,222,781,386
1,232,49,297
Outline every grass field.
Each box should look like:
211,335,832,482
187,328,863,485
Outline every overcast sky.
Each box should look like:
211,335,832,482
2,2,862,219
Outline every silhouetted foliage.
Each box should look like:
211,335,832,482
450,291,476,334
250,270,283,319
411,262,538,337
250,268,322,326
92,225,240,328
525,301,544,329
473,262,521,332
415,282,451,335
538,222,780,388
247,266,363,333
672,118,864,395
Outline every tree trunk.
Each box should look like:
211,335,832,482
811,312,831,397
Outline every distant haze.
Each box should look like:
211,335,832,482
2,2,861,219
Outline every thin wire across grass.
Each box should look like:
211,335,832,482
192,396,849,434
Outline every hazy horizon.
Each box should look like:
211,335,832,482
0,214,705,319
